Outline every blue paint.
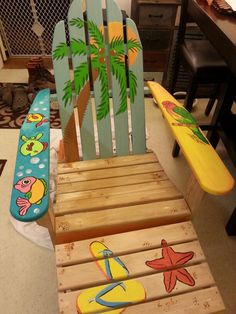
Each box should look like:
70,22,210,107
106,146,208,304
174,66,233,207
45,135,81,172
10,89,50,222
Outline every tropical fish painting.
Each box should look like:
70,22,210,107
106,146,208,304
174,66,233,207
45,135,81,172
20,133,48,157
14,176,47,216
27,113,49,128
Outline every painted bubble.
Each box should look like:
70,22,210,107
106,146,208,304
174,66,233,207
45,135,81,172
39,163,45,169
19,165,24,170
43,158,47,162
41,174,46,178
30,157,40,164
42,107,47,111
33,107,39,111
26,169,32,174
39,101,44,105
34,208,40,214
17,171,24,177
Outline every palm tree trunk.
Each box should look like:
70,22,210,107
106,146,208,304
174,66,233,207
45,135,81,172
63,113,80,162
76,69,99,126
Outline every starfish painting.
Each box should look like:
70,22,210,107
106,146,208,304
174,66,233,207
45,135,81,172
145,239,195,293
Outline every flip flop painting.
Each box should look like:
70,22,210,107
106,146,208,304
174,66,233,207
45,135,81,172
10,89,50,222
76,240,196,313
76,241,146,313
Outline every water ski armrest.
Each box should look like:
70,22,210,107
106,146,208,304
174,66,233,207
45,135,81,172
10,89,50,222
148,81,234,195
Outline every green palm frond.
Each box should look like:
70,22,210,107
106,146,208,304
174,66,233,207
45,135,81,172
96,63,110,120
128,70,137,103
70,38,87,56
90,44,99,56
88,21,104,48
74,62,89,94
69,18,84,29
62,80,73,107
110,36,124,57
110,57,127,115
53,42,68,60
127,38,142,53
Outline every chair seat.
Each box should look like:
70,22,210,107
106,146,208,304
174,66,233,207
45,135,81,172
54,152,191,244
182,40,228,79
55,221,225,314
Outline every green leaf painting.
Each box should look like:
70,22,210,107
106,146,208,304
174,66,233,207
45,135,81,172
62,80,73,107
128,70,138,104
70,38,87,56
53,18,141,119
74,63,89,94
53,42,68,60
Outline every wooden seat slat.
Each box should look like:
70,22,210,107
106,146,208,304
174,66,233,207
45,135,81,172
58,287,224,314
57,162,163,184
55,199,190,243
56,221,196,266
58,263,215,313
56,170,168,194
113,287,225,314
56,180,176,202
57,152,157,174
55,186,183,216
57,240,204,291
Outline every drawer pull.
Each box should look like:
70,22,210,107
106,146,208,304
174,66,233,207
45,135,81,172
148,14,164,18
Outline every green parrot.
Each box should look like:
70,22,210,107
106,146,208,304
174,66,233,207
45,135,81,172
162,100,209,145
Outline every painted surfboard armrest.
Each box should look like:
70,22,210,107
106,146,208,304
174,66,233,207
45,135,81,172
10,89,50,222
147,81,234,196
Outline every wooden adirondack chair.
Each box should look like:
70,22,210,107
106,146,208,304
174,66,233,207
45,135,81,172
9,0,234,313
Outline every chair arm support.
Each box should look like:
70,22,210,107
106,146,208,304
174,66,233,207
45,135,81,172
148,81,234,195
10,89,50,222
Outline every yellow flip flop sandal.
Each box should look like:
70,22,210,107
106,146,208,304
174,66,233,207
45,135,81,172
90,241,129,281
77,279,146,314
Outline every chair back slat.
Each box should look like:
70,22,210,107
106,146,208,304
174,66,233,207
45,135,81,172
52,21,79,162
68,0,96,160
126,18,146,154
106,0,129,156
86,0,113,158
52,0,147,160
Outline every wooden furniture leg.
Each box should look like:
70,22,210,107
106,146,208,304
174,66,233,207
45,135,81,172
225,207,236,236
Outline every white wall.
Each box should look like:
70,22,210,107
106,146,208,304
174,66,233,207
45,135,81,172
115,0,131,16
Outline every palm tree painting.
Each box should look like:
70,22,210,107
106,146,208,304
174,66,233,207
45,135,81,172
53,18,141,126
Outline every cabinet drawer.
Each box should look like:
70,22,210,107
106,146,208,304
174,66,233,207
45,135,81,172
143,50,167,71
140,30,170,50
138,4,176,27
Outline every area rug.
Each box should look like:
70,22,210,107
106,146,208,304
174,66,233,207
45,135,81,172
0,100,61,129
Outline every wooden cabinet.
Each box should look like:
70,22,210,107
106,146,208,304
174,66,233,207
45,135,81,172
131,0,180,73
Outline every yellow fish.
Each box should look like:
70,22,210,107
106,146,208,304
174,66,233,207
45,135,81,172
14,176,47,216
27,113,49,127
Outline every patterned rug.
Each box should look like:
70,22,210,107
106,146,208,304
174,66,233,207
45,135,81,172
0,100,61,129
0,159,7,176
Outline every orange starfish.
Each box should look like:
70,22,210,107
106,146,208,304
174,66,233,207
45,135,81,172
145,239,195,293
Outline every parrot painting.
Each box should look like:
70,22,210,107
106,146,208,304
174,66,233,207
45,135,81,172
162,100,209,145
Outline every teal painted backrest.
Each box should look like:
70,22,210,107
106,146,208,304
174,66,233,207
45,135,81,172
52,0,146,162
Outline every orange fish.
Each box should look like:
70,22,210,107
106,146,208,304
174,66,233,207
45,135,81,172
27,113,49,127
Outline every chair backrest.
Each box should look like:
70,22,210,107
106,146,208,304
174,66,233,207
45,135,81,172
52,0,146,162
